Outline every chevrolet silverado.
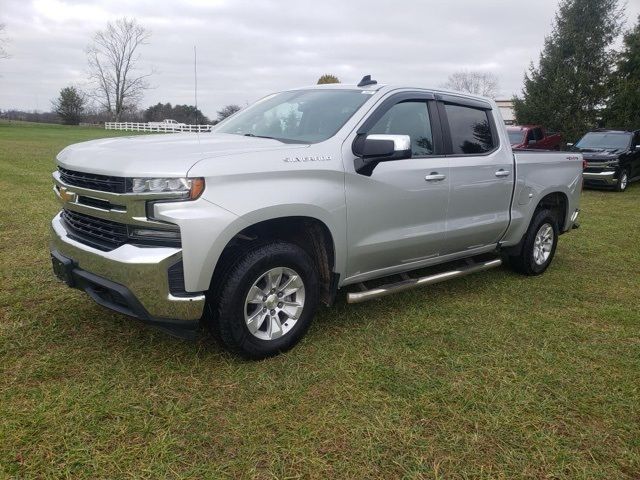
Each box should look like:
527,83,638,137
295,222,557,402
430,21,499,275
50,76,583,358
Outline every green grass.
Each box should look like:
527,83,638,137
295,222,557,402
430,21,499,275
1,120,639,479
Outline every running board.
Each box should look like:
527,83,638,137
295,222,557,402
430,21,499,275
346,258,503,304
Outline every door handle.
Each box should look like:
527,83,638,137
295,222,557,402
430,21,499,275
425,173,446,181
495,169,511,177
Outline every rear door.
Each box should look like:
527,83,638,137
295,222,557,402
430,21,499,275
436,96,514,254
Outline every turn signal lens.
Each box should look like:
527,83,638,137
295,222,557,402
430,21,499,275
189,178,205,200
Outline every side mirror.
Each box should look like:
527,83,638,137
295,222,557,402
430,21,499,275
528,139,537,145
566,142,574,148
354,134,411,175
635,145,640,151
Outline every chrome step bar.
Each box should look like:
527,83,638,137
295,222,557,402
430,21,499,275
346,258,503,304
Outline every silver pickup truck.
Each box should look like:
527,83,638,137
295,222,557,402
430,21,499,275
50,77,583,358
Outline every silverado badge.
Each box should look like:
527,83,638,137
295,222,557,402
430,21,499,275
283,155,332,163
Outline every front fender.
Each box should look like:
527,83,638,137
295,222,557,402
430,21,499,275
154,198,250,292
155,199,347,293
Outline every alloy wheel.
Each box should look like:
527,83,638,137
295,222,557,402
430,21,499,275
244,267,305,341
533,223,554,266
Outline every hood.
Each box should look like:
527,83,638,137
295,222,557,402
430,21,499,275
579,149,621,162
56,132,306,177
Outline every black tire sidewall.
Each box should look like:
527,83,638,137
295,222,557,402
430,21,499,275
216,242,319,358
523,210,559,275
616,169,629,192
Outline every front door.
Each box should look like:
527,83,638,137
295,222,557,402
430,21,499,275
343,95,450,280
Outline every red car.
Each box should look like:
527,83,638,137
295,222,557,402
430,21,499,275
508,125,563,150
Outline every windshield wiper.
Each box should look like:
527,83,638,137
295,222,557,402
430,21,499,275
243,133,276,140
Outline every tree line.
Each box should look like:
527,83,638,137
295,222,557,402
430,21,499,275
514,0,640,141
23,86,241,126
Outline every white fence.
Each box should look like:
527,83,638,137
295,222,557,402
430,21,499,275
105,122,213,133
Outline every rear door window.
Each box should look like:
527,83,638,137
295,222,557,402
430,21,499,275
530,128,543,142
444,104,496,154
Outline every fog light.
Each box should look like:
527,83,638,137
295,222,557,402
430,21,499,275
129,228,181,240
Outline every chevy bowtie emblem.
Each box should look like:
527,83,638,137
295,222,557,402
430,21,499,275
59,186,77,203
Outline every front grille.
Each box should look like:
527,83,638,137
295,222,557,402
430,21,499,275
59,167,127,193
77,195,125,211
61,209,128,251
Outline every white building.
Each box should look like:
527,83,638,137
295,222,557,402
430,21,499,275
495,99,516,125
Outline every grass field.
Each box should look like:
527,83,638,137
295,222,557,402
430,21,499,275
1,120,639,479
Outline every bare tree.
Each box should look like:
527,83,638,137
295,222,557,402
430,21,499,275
217,104,242,122
0,23,10,59
87,18,152,121
443,71,499,98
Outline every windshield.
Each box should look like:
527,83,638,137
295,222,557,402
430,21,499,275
507,129,525,145
215,89,371,143
575,132,631,151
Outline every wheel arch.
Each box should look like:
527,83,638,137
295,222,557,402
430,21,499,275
503,190,569,257
536,191,569,231
207,213,340,306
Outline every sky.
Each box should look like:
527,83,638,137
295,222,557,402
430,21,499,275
1,0,639,118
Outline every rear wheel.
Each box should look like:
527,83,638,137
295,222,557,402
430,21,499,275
615,169,629,192
507,208,559,275
206,241,319,359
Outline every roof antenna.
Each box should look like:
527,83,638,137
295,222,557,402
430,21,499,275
194,45,199,125
357,74,377,87
194,45,201,143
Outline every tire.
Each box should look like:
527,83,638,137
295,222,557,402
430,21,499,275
507,208,559,276
206,241,319,359
615,169,629,192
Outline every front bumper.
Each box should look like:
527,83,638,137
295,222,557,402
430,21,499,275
583,170,617,186
50,213,205,337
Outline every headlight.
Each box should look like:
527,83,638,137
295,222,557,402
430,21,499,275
130,177,205,199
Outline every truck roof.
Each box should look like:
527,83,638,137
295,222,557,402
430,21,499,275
291,82,495,104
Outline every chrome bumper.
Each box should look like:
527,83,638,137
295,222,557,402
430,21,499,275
583,170,617,186
50,213,205,325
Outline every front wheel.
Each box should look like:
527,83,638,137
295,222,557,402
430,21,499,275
206,241,319,359
507,209,559,276
615,169,629,192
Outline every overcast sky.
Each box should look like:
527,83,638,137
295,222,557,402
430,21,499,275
1,0,638,117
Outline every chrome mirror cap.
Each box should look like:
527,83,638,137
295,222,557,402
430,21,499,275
365,134,411,152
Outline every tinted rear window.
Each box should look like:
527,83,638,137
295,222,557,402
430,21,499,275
508,129,525,145
445,104,495,154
